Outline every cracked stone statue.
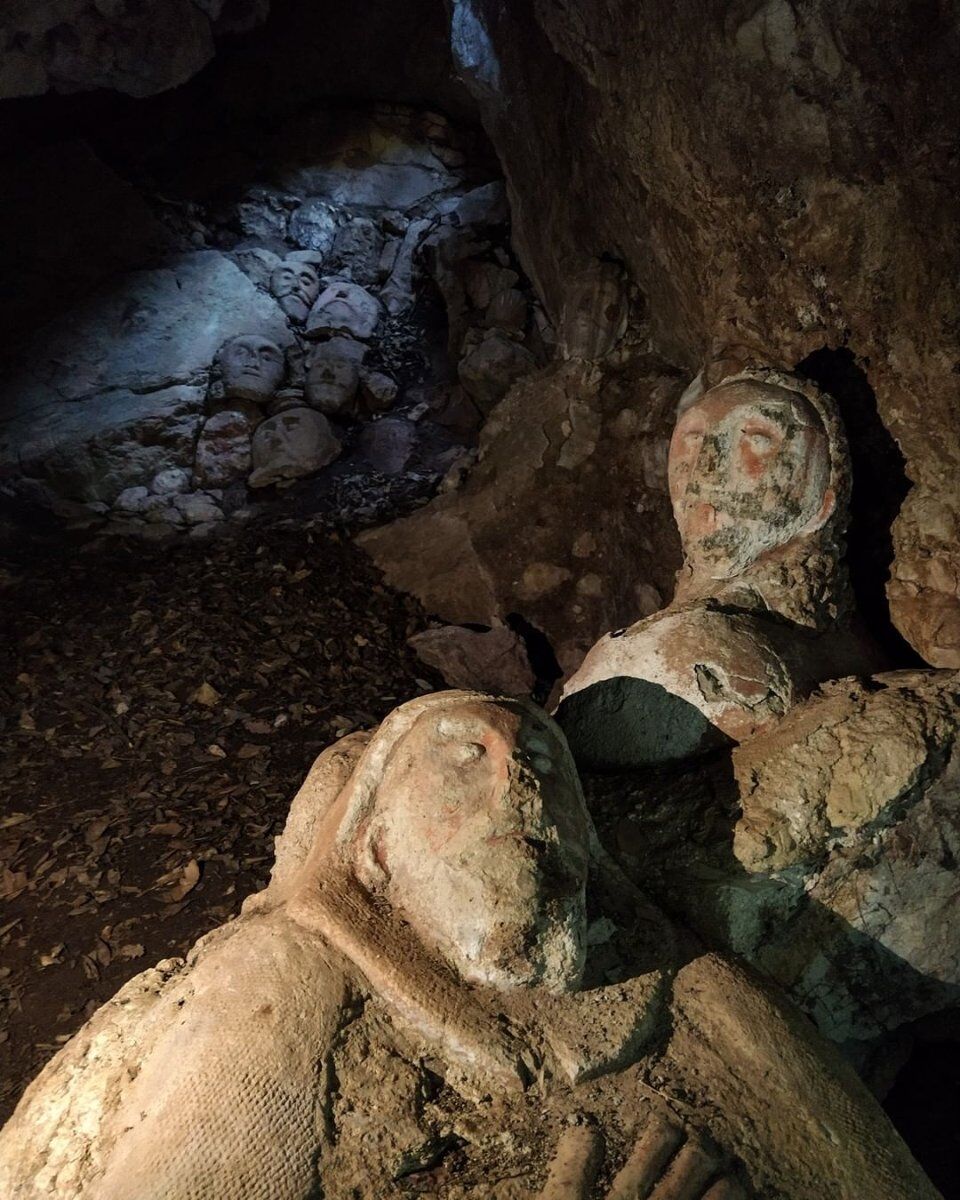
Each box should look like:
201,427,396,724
305,279,382,341
217,335,285,405
0,692,936,1199
270,258,322,324
557,368,880,768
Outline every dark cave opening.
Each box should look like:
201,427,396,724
884,1037,960,1198
795,346,922,667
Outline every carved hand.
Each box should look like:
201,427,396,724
537,1114,747,1200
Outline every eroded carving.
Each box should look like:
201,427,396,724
559,369,874,767
217,334,285,405
0,693,936,1200
270,258,321,323
305,279,381,341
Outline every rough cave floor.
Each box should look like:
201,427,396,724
0,514,439,1121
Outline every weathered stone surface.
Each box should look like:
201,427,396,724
729,671,960,1047
328,218,386,287
0,693,938,1200
458,0,960,666
358,369,399,414
559,369,874,768
356,418,418,476
275,110,463,210
289,199,339,257
408,626,536,694
193,411,254,489
248,408,341,487
0,1,216,99
14,253,291,405
5,385,205,504
305,281,381,341
457,330,536,412
360,361,684,674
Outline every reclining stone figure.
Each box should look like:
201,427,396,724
0,693,936,1198
558,368,879,768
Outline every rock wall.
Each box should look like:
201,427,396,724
445,0,960,668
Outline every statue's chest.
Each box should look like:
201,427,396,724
320,1006,653,1199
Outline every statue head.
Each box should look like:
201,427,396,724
306,280,381,341
305,349,360,415
270,259,321,323
319,693,591,995
669,371,845,582
218,335,285,405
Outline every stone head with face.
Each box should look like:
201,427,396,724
218,335,285,405
669,374,840,581
306,280,381,341
305,349,360,415
331,694,590,995
270,259,321,323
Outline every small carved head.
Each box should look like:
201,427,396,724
669,375,840,579
305,351,360,415
270,260,321,323
218,335,285,404
307,281,381,340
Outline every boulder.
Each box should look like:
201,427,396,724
17,252,292,403
359,361,683,676
289,199,339,257
729,672,960,1048
408,626,536,695
248,409,341,488
8,385,205,504
356,418,418,476
457,331,536,412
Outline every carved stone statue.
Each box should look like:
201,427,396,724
217,334,285,405
558,369,878,767
0,693,935,1199
305,345,360,415
270,258,321,323
305,279,381,341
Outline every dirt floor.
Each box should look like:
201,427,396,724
0,516,438,1122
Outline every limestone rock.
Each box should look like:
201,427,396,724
359,361,683,675
725,671,960,1047
0,1,221,99
408,626,536,695
289,199,339,257
358,370,399,414
18,252,292,404
356,418,418,476
150,468,191,495
457,331,536,412
193,412,254,489
248,409,341,488
7,385,205,504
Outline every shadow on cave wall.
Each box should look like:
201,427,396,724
795,347,922,667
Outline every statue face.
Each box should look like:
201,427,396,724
669,380,834,578
219,336,284,404
270,260,321,323
307,281,381,340
369,701,589,994
305,352,359,415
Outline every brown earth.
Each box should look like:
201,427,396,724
0,517,438,1123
